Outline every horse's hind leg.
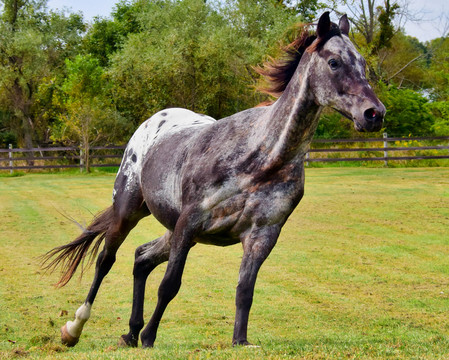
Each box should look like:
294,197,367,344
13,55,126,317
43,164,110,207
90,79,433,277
61,187,150,347
119,231,172,347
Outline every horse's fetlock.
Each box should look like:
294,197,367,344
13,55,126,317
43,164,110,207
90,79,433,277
130,319,144,332
75,303,91,321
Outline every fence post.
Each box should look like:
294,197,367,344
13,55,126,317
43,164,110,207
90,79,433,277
383,132,388,167
80,148,84,173
305,151,309,166
8,144,13,174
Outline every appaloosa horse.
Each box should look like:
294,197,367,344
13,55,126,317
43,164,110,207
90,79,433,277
43,12,385,348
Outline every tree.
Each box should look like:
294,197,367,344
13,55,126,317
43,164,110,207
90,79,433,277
423,38,449,136
377,32,427,89
83,0,144,67
281,0,333,23
425,37,449,101
0,110,16,147
343,0,404,49
427,101,449,136
315,110,353,139
52,55,129,171
0,0,85,152
377,83,434,136
108,0,306,125
374,0,399,51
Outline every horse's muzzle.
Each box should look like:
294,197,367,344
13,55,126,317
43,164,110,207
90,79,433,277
355,105,385,132
364,107,384,131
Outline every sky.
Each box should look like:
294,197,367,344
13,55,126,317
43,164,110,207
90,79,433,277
47,0,118,20
401,0,448,41
46,0,448,42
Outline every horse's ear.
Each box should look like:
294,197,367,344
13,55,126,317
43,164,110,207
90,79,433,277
316,11,331,38
339,14,350,35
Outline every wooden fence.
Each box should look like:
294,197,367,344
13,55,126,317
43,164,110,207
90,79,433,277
306,135,449,166
1,135,449,173
0,145,125,173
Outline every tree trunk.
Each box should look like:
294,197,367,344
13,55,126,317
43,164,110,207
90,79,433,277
22,115,35,166
82,135,90,173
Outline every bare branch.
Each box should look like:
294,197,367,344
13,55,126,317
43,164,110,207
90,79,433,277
386,53,425,82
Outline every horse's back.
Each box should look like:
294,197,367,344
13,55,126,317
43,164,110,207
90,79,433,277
128,108,215,163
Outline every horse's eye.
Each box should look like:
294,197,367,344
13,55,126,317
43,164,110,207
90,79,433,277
328,59,340,70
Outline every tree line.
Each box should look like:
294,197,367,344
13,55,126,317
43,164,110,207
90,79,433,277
0,0,448,155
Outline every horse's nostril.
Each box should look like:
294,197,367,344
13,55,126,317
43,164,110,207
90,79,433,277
364,108,377,121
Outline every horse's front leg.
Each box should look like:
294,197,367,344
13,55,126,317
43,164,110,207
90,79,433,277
139,210,198,348
233,225,281,346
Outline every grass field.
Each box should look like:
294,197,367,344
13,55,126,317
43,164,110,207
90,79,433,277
0,168,448,359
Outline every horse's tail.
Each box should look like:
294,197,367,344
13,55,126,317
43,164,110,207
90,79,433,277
41,206,115,288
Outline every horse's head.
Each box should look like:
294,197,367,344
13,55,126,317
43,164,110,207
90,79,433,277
307,12,385,132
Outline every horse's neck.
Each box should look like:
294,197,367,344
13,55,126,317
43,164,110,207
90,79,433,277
258,64,322,164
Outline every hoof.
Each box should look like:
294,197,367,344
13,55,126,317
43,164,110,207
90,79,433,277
233,340,259,348
140,332,155,348
118,334,138,348
61,324,79,347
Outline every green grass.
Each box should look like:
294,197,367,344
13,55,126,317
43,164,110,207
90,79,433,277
1,168,448,359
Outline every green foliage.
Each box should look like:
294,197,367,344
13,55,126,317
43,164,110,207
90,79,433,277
426,37,449,101
52,55,129,146
315,110,353,139
0,110,16,147
108,0,302,123
83,0,144,67
427,101,449,136
376,33,428,89
0,0,447,148
377,83,435,136
373,0,400,51
0,0,86,147
62,55,105,99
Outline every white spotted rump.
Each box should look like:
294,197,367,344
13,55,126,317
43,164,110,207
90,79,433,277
113,108,216,200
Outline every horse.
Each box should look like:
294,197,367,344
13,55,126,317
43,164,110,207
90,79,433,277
42,12,385,349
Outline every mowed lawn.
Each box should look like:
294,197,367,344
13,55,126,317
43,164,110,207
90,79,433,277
0,168,448,359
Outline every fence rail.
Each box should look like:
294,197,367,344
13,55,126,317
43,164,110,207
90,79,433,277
1,135,449,173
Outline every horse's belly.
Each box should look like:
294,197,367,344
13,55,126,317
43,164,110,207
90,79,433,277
146,199,180,231
195,235,241,247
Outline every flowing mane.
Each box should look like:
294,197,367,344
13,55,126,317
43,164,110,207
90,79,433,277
256,22,341,98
